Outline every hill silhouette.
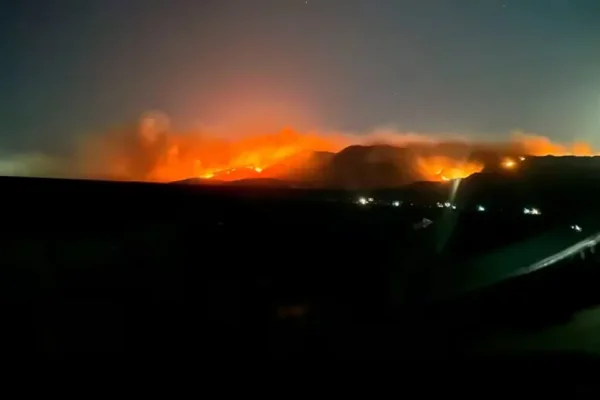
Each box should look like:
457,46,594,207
174,145,600,197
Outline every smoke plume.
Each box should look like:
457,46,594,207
2,111,598,187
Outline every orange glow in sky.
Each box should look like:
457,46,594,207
78,113,600,185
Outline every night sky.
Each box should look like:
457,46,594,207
3,0,600,155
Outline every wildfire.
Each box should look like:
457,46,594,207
513,133,599,157
77,112,600,186
141,126,347,182
501,157,517,169
416,156,485,182
199,165,263,181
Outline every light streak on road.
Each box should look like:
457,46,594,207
511,232,600,279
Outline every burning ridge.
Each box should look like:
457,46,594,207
6,112,596,188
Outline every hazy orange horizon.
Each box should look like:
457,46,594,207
70,112,600,185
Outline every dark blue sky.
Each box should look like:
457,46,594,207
3,0,600,154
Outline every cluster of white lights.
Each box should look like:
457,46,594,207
357,197,376,205
436,202,456,209
523,207,541,215
358,197,402,208
571,224,582,232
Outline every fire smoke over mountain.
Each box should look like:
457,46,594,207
77,112,349,182
72,112,600,187
4,111,597,187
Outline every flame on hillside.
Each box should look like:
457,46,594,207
416,156,485,182
153,128,344,182
78,112,348,182
67,112,600,185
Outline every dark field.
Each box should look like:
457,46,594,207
2,176,600,360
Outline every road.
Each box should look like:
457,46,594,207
430,210,600,300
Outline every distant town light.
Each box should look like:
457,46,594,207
571,224,582,232
358,197,368,205
524,207,541,215
368,197,374,202
392,201,400,207
477,205,486,212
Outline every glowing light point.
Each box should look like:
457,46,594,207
524,207,541,215
501,158,516,169
571,224,582,232
358,197,368,205
392,201,400,207
477,205,486,212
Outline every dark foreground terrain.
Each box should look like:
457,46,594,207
2,176,600,363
